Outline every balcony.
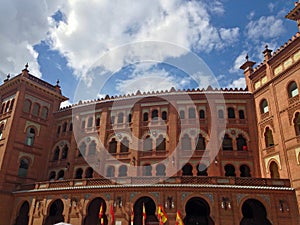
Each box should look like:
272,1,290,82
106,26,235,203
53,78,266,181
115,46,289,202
288,95,299,105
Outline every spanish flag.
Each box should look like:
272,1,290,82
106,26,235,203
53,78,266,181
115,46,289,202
142,203,146,225
157,205,168,225
175,210,184,225
99,203,104,225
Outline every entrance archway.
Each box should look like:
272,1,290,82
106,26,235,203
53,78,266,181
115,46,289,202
44,199,64,225
240,199,272,225
134,196,159,225
14,201,29,225
84,197,107,225
184,197,214,225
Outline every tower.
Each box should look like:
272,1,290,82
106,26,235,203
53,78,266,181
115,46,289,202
0,65,67,221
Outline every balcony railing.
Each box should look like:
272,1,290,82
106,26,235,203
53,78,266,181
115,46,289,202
20,176,291,191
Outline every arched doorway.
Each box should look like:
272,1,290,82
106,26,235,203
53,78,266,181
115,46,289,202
84,197,107,225
269,161,280,179
44,199,64,225
240,199,272,225
184,197,214,225
14,201,29,225
134,196,159,225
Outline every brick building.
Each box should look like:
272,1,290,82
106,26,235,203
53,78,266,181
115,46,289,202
0,2,300,225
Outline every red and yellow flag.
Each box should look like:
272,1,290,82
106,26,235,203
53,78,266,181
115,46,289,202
110,203,115,225
157,205,168,225
99,203,104,225
142,203,146,225
175,210,184,225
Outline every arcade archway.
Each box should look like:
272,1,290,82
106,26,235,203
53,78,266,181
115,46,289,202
44,199,64,225
134,196,159,225
84,197,107,225
184,197,214,225
14,201,29,225
240,199,272,225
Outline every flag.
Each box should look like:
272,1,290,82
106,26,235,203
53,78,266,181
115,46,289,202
157,205,168,225
110,203,115,225
130,206,134,225
175,210,184,225
142,203,146,225
99,203,104,225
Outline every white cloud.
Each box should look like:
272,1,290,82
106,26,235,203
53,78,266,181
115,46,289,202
0,0,63,78
229,51,248,74
228,77,246,89
246,16,285,41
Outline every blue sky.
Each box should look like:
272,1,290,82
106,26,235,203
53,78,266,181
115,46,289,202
0,0,298,106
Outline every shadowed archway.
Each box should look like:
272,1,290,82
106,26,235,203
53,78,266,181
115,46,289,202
14,201,29,225
134,196,159,225
184,197,214,225
44,199,64,225
84,197,107,225
240,199,272,225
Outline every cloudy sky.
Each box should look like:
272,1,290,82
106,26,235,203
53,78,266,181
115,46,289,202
0,0,298,105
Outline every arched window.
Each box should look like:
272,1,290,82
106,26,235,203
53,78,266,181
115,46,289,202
179,110,185,119
49,171,56,180
222,134,233,150
106,166,115,177
188,107,196,118
195,134,205,150
218,109,224,118
260,99,269,114
264,127,274,148
75,168,83,179
62,122,67,132
228,107,235,118
41,106,48,119
0,124,4,140
32,103,40,116
156,164,166,176
88,141,96,155
294,112,300,136
199,110,205,119
151,109,158,120
119,165,128,177
53,147,60,161
23,99,31,113
236,134,247,151
110,115,115,124
143,112,149,121
81,120,86,129
120,137,129,153
95,117,100,127
239,110,245,119
109,138,117,153
56,126,61,136
143,164,152,176
181,134,191,150
143,136,153,151
128,113,132,123
182,164,193,176
69,122,73,131
269,161,280,179
57,170,64,180
288,81,299,98
25,128,35,146
240,165,251,177
9,99,15,111
117,112,124,123
18,159,29,177
224,164,236,177
197,164,208,176
78,142,86,157
162,111,167,121
5,101,10,112
87,117,93,127
156,135,166,151
85,167,93,178
0,103,5,114
61,145,68,159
